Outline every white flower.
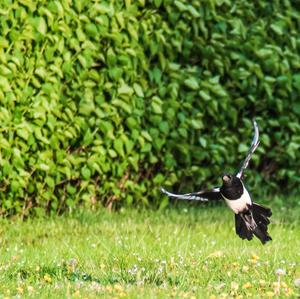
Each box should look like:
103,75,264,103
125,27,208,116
68,258,78,267
276,268,286,276
157,266,163,274
88,282,102,291
294,278,300,287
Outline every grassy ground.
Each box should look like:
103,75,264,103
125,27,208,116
0,203,299,298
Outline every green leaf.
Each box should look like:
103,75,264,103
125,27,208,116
141,131,153,142
45,176,55,188
114,139,124,157
112,99,132,114
38,163,50,171
199,137,207,148
133,83,144,97
151,96,163,114
238,144,249,153
154,0,162,7
191,119,203,129
184,77,199,90
118,83,134,96
108,149,117,158
174,0,187,11
270,23,284,35
36,17,47,35
187,5,200,18
151,102,163,114
81,167,91,180
85,23,98,37
199,90,211,101
34,128,49,144
0,76,11,91
16,128,30,140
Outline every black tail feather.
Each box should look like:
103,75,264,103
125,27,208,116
252,203,272,217
235,214,253,241
235,203,272,245
252,203,272,244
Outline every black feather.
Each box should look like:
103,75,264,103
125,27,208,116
251,203,272,244
235,214,253,241
235,204,272,244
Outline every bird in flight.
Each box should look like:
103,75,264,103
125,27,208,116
161,120,272,244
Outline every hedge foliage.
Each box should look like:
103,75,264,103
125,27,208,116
0,0,300,215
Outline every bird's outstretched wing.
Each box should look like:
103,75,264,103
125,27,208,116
160,187,222,201
236,119,260,179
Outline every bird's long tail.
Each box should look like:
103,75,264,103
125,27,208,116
235,203,272,244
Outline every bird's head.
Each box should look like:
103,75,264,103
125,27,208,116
222,174,241,187
221,174,244,199
222,174,232,183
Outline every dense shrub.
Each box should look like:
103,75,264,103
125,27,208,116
0,0,299,215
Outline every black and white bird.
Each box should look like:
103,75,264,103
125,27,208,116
161,120,272,244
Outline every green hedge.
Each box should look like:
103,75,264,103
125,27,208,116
0,0,299,215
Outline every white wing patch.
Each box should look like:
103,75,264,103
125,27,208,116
160,187,220,202
236,119,260,179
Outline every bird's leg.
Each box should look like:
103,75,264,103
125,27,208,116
240,211,257,231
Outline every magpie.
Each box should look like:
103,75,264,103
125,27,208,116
161,120,272,244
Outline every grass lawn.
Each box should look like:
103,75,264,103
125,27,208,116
0,203,299,298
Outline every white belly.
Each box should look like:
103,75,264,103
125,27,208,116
222,187,252,214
